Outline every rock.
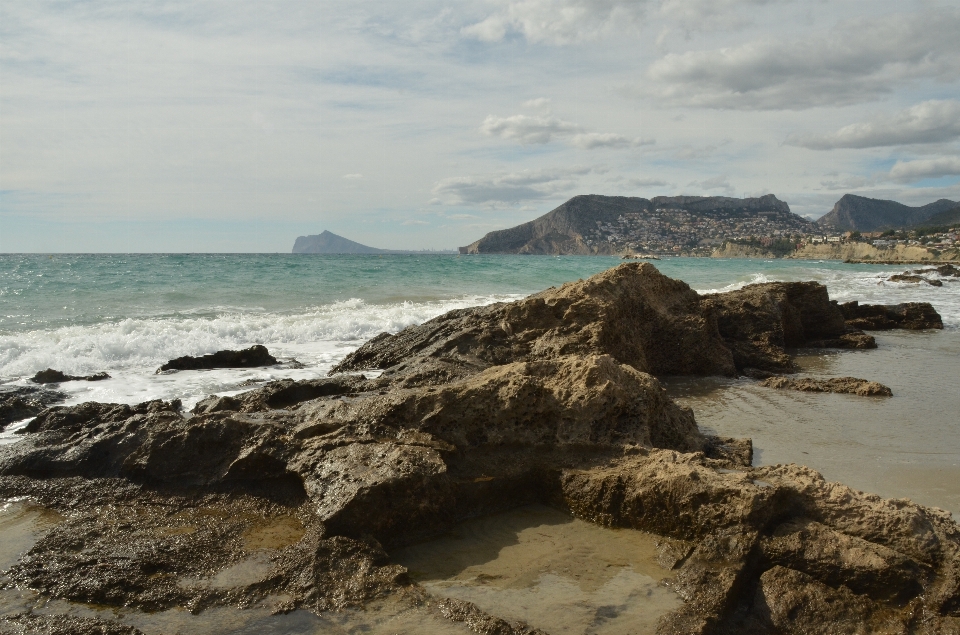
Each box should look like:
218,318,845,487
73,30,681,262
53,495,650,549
31,369,111,384
888,273,943,286
332,263,738,383
760,376,893,397
701,281,876,373
156,345,278,373
912,264,960,277
0,386,66,429
0,613,145,635
839,300,944,330
0,264,957,633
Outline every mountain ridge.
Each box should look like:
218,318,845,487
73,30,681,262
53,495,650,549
458,194,810,255
816,194,958,232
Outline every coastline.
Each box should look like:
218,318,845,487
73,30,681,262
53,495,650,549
1,262,958,633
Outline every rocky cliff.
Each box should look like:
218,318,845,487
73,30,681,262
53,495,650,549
817,194,958,232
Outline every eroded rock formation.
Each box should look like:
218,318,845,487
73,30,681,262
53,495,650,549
156,344,278,373
760,376,893,397
840,300,944,330
0,263,955,635
31,369,110,384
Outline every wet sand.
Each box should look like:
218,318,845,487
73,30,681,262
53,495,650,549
665,329,960,521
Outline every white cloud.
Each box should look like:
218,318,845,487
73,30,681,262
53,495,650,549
888,158,960,184
342,173,364,179
631,177,670,187
402,219,430,225
645,8,960,109
571,132,641,149
461,0,646,45
480,114,582,144
431,166,594,206
787,100,960,149
689,174,735,195
522,97,552,110
818,175,873,190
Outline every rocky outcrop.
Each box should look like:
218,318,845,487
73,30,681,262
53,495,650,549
840,301,943,330
889,273,943,286
333,263,738,383
0,263,955,635
700,281,876,374
31,369,110,384
156,345,278,373
0,386,65,429
914,264,960,277
760,376,893,397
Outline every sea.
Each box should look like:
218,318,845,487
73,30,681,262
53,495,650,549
1,254,958,519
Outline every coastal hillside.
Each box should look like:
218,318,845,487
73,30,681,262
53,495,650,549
293,230,385,254
817,194,958,232
921,205,960,228
459,194,813,255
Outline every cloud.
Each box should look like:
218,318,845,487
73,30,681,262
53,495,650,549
522,97,552,110
461,0,645,45
658,0,783,33
480,114,582,144
818,175,873,190
888,158,960,183
689,175,735,195
631,177,670,187
645,8,960,110
342,173,364,179
431,166,593,206
786,100,960,150
571,133,642,149
402,219,430,225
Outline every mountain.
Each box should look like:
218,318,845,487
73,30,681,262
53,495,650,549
293,231,386,254
292,230,456,254
816,195,958,232
915,205,960,228
458,194,811,255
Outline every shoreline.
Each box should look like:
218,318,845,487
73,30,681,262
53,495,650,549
1,263,958,634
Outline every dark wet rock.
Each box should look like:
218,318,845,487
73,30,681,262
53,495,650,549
332,263,738,384
156,344,278,373
0,613,144,635
0,386,66,429
760,376,893,397
701,281,876,374
840,300,944,330
889,273,943,286
191,376,367,414
31,368,110,384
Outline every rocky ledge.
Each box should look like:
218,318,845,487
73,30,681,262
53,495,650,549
760,376,893,397
0,263,956,635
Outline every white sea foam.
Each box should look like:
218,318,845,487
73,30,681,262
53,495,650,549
0,293,523,411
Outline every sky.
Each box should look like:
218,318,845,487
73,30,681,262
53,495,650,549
1,0,959,252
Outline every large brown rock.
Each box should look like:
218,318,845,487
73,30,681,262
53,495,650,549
156,344,278,373
332,263,737,383
760,376,893,397
839,300,944,330
701,281,876,374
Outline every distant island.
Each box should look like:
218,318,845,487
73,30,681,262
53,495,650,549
292,230,455,254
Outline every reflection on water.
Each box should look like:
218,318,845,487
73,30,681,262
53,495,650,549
664,330,960,518
393,505,681,635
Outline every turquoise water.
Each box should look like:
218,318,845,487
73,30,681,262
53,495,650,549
1,253,959,515
1,253,956,407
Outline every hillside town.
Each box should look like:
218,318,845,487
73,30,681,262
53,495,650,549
581,206,959,257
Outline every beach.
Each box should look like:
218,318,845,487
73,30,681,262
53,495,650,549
1,254,958,633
